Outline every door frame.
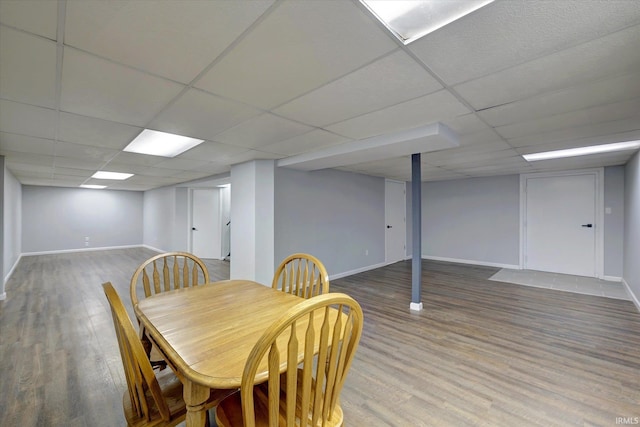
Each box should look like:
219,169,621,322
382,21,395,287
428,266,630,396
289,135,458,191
189,187,222,259
384,179,407,264
519,168,604,278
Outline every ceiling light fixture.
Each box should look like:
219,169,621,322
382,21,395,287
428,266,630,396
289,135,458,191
360,0,495,45
92,171,134,180
124,129,204,157
80,184,107,189
522,140,640,162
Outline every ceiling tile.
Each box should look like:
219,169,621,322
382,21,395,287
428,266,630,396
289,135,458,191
440,113,490,137
60,48,185,126
54,141,119,162
195,0,397,109
107,151,166,167
496,98,640,140
170,168,230,182
508,117,640,148
53,156,105,171
153,157,212,171
409,0,640,85
455,24,640,110
423,139,513,165
478,72,640,127
215,113,313,149
274,50,442,127
51,167,94,178
65,1,274,83
0,27,58,108
326,90,470,140
177,141,250,161
149,89,262,141
3,151,54,166
0,0,58,40
225,150,282,166
0,133,55,155
0,99,57,139
260,129,350,156
57,112,142,149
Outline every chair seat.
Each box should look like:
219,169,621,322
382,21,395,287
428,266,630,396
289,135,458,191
216,373,344,427
124,367,234,427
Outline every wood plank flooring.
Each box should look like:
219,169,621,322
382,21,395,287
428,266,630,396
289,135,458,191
0,248,638,426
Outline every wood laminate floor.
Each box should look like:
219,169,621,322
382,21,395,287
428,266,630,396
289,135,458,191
0,248,638,426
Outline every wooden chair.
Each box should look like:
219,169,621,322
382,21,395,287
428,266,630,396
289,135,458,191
130,252,210,306
272,253,329,299
215,293,364,427
103,282,231,427
130,252,210,369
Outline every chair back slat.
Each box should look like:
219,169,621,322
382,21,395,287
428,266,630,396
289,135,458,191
272,253,329,299
102,282,172,422
130,252,210,305
237,293,363,427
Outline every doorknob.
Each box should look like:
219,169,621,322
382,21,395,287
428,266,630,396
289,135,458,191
581,224,593,228
192,227,197,231
386,225,392,229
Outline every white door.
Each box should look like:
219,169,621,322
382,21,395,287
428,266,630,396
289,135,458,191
524,173,597,277
385,180,406,264
191,189,220,259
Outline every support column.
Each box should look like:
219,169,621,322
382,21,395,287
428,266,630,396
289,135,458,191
230,160,275,285
410,153,423,311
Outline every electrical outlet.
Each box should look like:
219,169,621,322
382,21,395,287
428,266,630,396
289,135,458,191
365,249,369,256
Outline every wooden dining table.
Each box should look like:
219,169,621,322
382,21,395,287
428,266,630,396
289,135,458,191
134,279,313,427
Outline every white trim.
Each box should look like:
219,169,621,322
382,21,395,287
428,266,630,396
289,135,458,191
0,292,6,301
22,244,145,257
602,275,622,282
4,254,22,285
422,255,519,270
519,168,604,278
409,302,423,311
622,278,640,313
142,244,164,253
330,262,388,280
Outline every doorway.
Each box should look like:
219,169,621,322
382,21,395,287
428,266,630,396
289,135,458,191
520,169,603,278
190,186,231,260
385,179,406,264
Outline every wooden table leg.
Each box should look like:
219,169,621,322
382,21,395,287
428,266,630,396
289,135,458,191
184,381,209,427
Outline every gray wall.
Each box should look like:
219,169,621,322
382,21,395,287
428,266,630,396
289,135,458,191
410,175,521,267
3,168,21,285
274,168,385,278
405,168,625,275
604,166,624,277
624,152,640,303
142,186,190,252
22,186,143,253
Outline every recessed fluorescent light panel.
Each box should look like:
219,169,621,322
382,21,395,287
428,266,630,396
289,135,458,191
80,184,107,189
522,141,640,162
360,0,495,44
92,171,134,180
124,129,204,157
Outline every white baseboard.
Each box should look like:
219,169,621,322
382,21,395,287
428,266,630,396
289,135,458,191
141,244,164,253
4,253,22,286
602,275,622,282
621,278,640,313
22,244,145,257
422,255,520,270
330,262,389,280
409,302,423,311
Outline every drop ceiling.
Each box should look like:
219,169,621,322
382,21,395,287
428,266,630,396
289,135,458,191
0,0,639,191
